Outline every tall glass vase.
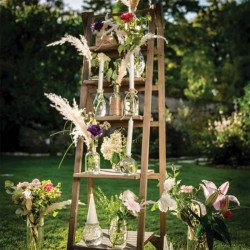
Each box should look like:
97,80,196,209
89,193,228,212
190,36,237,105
27,217,44,250
93,90,106,117
85,142,100,174
127,51,145,78
124,89,139,116
109,84,123,116
187,226,208,250
109,217,127,249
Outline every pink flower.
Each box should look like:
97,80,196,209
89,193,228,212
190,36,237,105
31,178,41,187
120,12,135,23
180,185,194,193
124,199,141,213
200,180,240,210
44,183,54,192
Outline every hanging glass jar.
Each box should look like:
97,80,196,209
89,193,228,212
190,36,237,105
127,51,145,78
83,223,103,247
109,84,123,116
27,217,44,250
124,89,139,116
93,90,106,117
109,216,127,249
85,141,100,174
119,155,137,175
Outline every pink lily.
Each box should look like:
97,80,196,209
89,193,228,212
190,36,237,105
200,180,240,210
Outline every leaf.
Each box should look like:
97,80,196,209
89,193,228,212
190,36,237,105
118,45,124,55
53,211,58,217
214,216,231,246
151,202,158,212
195,224,204,239
212,229,226,243
205,226,214,250
205,192,219,206
111,152,120,165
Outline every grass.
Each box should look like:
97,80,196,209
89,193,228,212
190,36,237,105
0,155,249,249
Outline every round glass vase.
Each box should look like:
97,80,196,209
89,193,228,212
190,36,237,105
187,226,208,250
85,142,100,174
26,217,44,250
124,89,139,116
93,89,106,117
119,155,137,175
83,223,103,247
109,217,127,249
109,84,123,116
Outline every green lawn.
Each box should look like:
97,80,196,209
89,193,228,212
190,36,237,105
0,156,249,249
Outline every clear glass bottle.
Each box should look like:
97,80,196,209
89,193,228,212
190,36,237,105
127,51,145,78
119,155,137,175
109,217,127,249
27,217,44,250
124,89,139,116
83,223,103,247
93,89,106,117
109,84,123,116
85,143,100,174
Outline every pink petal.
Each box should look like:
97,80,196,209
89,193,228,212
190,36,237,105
219,182,229,195
200,184,210,199
228,195,240,206
213,195,224,210
202,180,217,193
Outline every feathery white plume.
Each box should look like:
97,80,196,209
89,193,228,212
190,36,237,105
121,0,140,12
47,34,92,64
44,93,91,147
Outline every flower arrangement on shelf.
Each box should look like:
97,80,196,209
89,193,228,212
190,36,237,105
44,93,110,172
5,179,70,250
156,167,240,250
95,187,142,248
101,130,127,171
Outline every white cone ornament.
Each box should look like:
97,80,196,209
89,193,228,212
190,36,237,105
86,193,99,224
83,193,103,246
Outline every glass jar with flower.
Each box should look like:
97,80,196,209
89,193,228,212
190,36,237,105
109,84,123,116
5,179,70,250
96,188,142,249
156,167,240,250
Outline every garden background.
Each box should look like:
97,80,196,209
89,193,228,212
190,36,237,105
0,0,250,249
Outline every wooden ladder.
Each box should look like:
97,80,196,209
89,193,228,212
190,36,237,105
67,3,166,250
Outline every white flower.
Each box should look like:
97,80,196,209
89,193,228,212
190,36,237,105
158,192,177,212
23,190,32,199
164,178,175,191
122,190,136,202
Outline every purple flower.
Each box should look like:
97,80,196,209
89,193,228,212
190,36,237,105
87,124,103,138
91,21,104,32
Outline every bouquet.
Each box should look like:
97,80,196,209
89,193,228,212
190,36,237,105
95,188,142,223
157,168,240,250
100,130,126,170
5,179,68,224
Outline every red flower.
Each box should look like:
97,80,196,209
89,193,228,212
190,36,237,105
223,210,233,219
44,183,54,192
120,12,135,23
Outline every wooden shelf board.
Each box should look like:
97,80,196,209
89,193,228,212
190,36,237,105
74,169,155,180
84,77,146,86
95,115,144,121
73,230,154,249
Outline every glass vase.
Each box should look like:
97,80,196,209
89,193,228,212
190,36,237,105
109,84,123,116
93,90,106,117
124,89,139,116
83,223,103,247
85,143,100,174
187,226,208,250
127,51,145,77
119,155,137,175
27,217,44,250
109,217,127,249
